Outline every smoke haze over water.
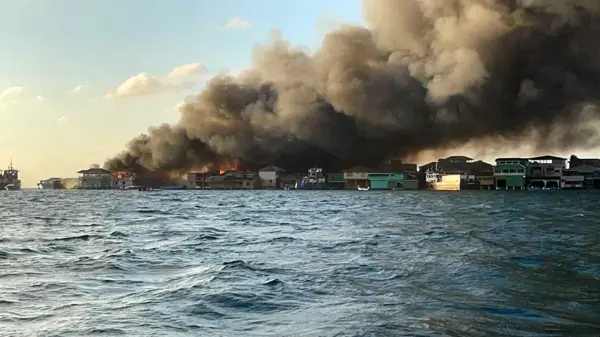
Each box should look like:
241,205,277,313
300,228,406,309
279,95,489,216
104,0,600,173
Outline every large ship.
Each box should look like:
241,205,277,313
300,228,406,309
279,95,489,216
1,160,21,190
295,167,331,190
425,168,480,191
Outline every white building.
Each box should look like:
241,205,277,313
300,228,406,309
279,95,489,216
77,168,113,189
112,171,136,189
258,166,286,189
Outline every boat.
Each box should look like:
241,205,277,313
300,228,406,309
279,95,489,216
296,167,331,190
0,159,21,191
357,186,370,191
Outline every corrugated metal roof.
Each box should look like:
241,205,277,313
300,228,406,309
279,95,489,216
567,165,600,173
259,166,286,172
529,155,566,160
77,168,112,174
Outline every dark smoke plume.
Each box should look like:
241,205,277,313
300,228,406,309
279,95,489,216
105,0,600,173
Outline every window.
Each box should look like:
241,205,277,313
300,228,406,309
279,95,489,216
509,169,516,173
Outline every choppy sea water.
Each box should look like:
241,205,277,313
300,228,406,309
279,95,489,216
1,190,599,336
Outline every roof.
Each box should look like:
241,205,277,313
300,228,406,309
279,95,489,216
567,164,600,173
495,157,528,161
420,159,493,174
343,166,374,173
221,170,242,176
259,166,286,172
529,155,566,160
444,155,473,161
494,162,526,168
77,168,112,175
571,158,600,166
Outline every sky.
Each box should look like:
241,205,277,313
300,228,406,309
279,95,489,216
1,0,598,188
0,0,362,187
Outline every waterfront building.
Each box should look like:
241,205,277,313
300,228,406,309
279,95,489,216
368,172,405,190
562,165,600,189
527,155,566,189
207,170,261,189
343,166,372,189
374,159,420,190
187,171,218,189
279,172,302,189
568,155,600,168
112,170,136,189
401,171,420,190
477,176,495,190
77,168,113,189
493,158,528,190
326,173,345,189
38,178,64,189
258,166,286,189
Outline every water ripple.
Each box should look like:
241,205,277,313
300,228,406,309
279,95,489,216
0,190,599,336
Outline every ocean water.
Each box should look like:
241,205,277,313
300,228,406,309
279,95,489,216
1,190,599,336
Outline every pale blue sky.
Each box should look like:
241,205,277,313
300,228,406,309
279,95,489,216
0,0,362,187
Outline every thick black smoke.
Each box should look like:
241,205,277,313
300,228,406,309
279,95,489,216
105,0,600,173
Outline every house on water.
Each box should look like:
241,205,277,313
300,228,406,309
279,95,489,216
564,155,600,189
343,166,372,189
368,172,406,190
258,166,286,189
372,159,419,190
493,158,528,190
326,173,346,189
527,155,566,189
187,171,219,189
112,170,136,189
207,170,262,189
77,168,113,189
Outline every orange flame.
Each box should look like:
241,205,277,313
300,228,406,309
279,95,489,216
164,159,239,179
218,159,239,174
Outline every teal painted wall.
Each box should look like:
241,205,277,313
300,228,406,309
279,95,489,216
368,173,405,189
327,173,344,183
370,180,389,189
495,175,525,187
493,163,526,175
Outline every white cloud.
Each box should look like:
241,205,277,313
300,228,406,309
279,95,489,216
225,16,252,29
56,116,67,124
71,84,85,93
114,72,164,97
0,86,24,108
106,63,208,99
167,63,205,79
